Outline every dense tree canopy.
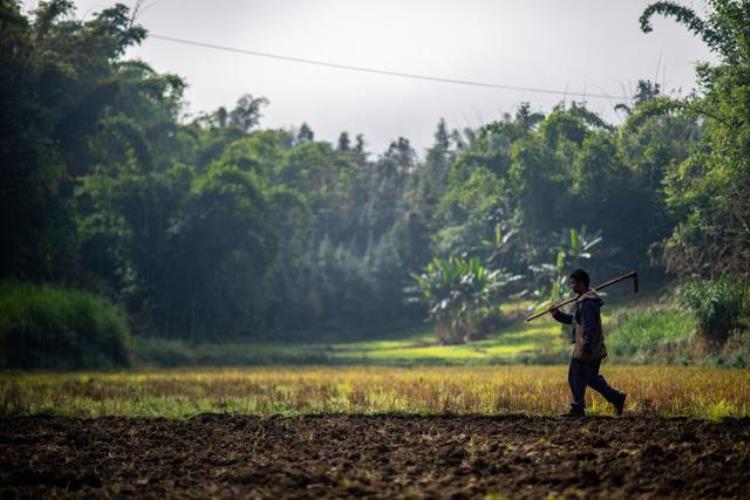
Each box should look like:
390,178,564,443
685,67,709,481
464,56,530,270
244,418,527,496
637,0,750,277
1,0,747,341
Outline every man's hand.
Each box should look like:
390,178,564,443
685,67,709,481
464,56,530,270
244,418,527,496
549,305,572,325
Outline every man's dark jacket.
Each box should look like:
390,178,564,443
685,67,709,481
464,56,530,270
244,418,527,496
552,290,608,361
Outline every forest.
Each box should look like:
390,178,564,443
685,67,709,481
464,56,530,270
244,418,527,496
3,0,748,360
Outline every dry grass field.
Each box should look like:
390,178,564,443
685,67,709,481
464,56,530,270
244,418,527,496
2,365,749,419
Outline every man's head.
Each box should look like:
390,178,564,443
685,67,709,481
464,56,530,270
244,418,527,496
569,268,590,295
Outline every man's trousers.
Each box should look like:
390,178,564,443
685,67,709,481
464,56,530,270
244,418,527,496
568,358,622,414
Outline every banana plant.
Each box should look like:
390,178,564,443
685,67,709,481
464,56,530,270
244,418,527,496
407,256,519,344
529,226,602,309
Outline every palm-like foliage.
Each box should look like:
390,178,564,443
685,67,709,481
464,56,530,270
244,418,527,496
408,256,518,344
529,226,602,310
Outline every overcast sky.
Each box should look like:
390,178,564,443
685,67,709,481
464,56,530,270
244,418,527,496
27,0,715,156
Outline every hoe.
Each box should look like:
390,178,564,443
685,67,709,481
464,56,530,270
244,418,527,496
525,270,639,322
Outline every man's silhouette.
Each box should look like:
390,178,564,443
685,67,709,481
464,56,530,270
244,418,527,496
550,268,626,417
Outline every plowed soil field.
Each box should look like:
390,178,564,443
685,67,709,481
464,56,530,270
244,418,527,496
1,414,749,498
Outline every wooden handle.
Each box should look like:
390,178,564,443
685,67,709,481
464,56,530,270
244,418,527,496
524,296,577,322
525,270,638,322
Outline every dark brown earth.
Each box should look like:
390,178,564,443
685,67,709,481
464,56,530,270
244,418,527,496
1,414,749,499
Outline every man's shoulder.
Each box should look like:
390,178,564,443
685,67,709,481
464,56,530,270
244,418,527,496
574,292,603,320
576,290,604,307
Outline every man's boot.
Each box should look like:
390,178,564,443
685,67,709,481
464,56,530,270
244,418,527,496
560,405,586,418
613,392,627,416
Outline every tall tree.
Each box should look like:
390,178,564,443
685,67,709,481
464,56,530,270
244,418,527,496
638,0,750,276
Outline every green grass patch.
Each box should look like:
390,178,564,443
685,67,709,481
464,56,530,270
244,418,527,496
134,314,570,367
606,305,696,362
133,300,700,368
127,299,714,368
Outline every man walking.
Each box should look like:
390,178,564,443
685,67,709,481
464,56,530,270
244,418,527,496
550,269,626,417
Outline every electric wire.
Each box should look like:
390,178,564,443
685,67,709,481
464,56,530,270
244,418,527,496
148,34,629,101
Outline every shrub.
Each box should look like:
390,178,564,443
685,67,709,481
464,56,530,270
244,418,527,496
0,282,132,369
676,277,746,347
607,305,695,362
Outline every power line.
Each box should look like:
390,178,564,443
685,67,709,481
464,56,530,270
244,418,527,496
148,33,629,101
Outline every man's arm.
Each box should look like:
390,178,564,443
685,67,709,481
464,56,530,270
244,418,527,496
550,307,573,325
579,301,600,355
